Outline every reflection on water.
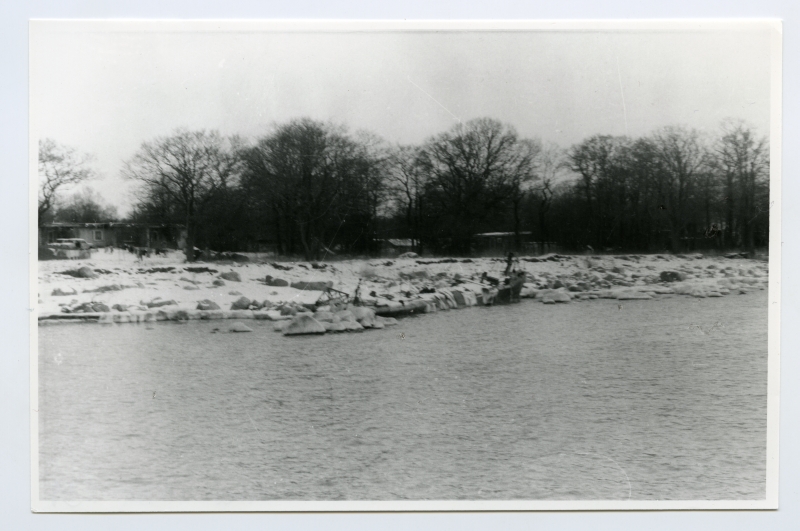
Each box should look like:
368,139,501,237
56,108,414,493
39,292,768,501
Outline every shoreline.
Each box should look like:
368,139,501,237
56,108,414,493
37,250,769,331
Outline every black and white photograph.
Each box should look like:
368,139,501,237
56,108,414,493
30,20,781,512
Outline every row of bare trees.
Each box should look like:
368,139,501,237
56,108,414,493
553,120,770,253
237,120,387,258
380,119,769,255
122,117,543,260
388,118,540,254
38,117,770,260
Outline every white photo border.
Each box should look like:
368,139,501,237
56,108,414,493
28,18,782,514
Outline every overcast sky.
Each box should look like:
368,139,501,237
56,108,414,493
30,22,775,216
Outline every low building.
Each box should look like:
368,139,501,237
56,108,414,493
474,231,531,254
474,231,558,255
39,222,185,250
377,238,414,256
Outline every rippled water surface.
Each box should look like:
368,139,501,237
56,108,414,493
39,292,768,501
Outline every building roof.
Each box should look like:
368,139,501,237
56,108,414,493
41,222,182,229
42,222,112,228
376,238,413,247
474,231,532,237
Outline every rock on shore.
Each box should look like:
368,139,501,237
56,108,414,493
283,314,326,336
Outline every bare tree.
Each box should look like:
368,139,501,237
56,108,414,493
386,145,427,252
352,130,392,248
38,139,97,225
566,135,629,247
506,138,542,249
651,126,709,251
418,118,539,254
55,187,118,223
240,119,387,260
531,142,565,242
712,119,770,252
123,129,240,261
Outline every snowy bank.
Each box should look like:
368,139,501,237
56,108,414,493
37,249,769,334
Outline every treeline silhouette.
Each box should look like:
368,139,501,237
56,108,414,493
120,117,769,261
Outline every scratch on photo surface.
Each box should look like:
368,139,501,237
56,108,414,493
407,76,461,123
246,411,260,434
575,452,633,501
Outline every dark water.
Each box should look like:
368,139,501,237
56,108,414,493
39,292,768,501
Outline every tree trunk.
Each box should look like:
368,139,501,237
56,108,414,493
414,194,423,254
512,197,522,252
298,221,312,262
184,222,195,262
273,204,283,255
725,175,735,248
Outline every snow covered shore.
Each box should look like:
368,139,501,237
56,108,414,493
37,249,769,331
